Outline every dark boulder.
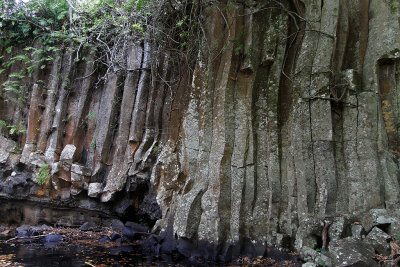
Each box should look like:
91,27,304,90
42,234,63,248
111,219,124,232
125,221,149,232
115,200,133,216
110,233,121,241
99,236,111,243
176,237,196,258
16,225,42,238
2,172,32,198
141,234,162,254
43,234,63,243
122,221,149,241
79,222,95,231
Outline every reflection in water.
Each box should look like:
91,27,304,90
0,239,211,267
0,237,302,266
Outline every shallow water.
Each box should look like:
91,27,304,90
0,239,211,266
0,235,303,267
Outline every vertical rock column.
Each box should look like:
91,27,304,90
37,53,61,152
251,6,287,243
102,45,143,200
308,0,339,217
20,84,42,163
45,47,73,163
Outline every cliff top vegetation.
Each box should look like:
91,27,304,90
0,0,203,137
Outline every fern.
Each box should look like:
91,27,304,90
36,164,51,186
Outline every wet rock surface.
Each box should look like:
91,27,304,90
42,234,63,248
122,221,149,241
111,219,124,232
4,219,400,266
79,222,95,231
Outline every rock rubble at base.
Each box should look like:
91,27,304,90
7,217,400,266
328,237,376,267
297,209,400,266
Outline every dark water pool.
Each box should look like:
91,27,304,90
0,240,213,266
0,236,303,266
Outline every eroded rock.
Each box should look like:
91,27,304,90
88,183,102,198
0,0,399,262
0,137,16,164
71,164,92,176
59,145,76,165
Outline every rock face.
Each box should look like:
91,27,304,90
150,0,400,259
0,43,164,224
0,0,400,261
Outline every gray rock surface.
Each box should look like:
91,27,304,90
364,227,391,255
328,217,345,242
0,137,16,164
299,246,332,267
60,145,76,162
71,164,92,176
351,224,366,239
329,237,377,267
362,209,396,232
88,183,102,198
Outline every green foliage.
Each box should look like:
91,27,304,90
36,163,51,186
62,113,72,123
0,120,7,132
0,0,70,109
85,112,96,120
0,120,26,135
0,0,70,46
312,242,326,253
7,121,26,135
389,0,399,13
0,0,204,70
90,139,96,149
0,0,204,112
12,144,21,153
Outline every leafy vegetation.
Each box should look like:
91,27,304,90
0,0,204,137
36,163,51,186
0,119,26,135
0,0,204,72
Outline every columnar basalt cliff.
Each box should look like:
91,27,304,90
1,0,400,262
